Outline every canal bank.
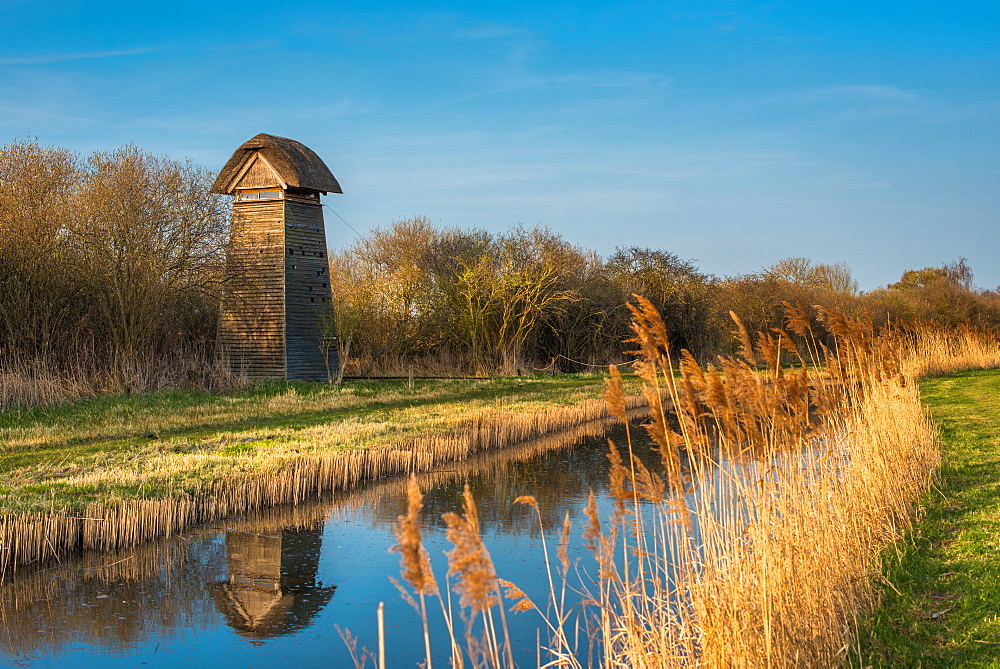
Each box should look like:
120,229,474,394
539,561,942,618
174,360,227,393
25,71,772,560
3,308,997,667
0,375,646,571
858,367,1000,666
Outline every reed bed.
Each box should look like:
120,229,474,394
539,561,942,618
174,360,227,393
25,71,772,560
0,391,645,571
385,302,1000,667
0,348,244,413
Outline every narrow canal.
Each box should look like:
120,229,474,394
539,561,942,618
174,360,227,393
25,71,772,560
0,422,671,668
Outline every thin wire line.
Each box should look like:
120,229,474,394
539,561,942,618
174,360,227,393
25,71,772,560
322,204,362,237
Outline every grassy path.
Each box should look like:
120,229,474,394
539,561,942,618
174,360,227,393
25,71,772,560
0,375,614,514
859,367,1000,666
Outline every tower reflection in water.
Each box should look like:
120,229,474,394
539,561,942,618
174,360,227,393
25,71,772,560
210,525,337,639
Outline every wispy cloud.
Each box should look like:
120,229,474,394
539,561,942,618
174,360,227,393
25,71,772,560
797,84,920,104
543,70,671,90
410,68,670,114
743,84,925,122
0,102,92,126
450,22,534,41
0,47,158,66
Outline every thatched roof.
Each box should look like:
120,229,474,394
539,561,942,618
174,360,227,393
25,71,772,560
211,133,343,194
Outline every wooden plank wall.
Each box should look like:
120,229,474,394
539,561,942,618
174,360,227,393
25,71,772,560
221,200,286,379
284,200,337,382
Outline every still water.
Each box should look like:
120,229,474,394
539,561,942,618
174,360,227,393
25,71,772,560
0,423,667,668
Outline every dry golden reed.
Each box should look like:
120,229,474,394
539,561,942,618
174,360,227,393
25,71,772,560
443,485,498,614
393,476,437,597
382,299,998,667
581,301,998,666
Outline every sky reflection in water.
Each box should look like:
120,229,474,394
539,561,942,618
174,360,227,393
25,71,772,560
0,422,669,668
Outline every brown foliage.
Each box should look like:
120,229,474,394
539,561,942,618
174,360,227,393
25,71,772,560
0,138,232,406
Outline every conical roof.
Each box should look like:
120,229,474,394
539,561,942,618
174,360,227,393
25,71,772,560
211,133,342,194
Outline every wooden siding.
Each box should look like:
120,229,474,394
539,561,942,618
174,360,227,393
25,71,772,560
221,200,286,379
221,195,338,381
284,200,335,382
237,156,283,190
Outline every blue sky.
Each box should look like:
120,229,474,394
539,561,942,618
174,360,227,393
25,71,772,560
1,0,998,290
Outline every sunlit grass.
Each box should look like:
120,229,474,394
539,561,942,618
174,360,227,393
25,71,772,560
0,375,609,470
857,368,1000,666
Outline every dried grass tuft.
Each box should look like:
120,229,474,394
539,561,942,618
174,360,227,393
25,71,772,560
443,485,497,614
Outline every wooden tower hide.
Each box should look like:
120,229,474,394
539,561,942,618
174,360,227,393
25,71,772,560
212,133,342,381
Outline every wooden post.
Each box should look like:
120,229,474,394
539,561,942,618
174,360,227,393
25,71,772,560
377,601,386,669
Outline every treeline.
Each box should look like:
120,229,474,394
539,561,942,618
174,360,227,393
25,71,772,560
2,137,998,401
0,138,230,402
330,217,1000,376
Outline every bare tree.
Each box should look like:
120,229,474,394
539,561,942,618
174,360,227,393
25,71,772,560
605,246,718,358
68,145,228,372
0,138,229,396
764,257,858,294
0,138,81,359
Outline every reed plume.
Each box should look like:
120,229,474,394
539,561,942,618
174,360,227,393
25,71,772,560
443,485,496,614
393,476,437,596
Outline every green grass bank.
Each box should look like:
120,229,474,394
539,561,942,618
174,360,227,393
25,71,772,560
0,374,620,517
858,367,1000,666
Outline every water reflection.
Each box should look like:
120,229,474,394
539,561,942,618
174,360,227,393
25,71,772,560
209,525,337,640
0,504,331,662
0,534,226,660
337,419,660,535
0,417,664,667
